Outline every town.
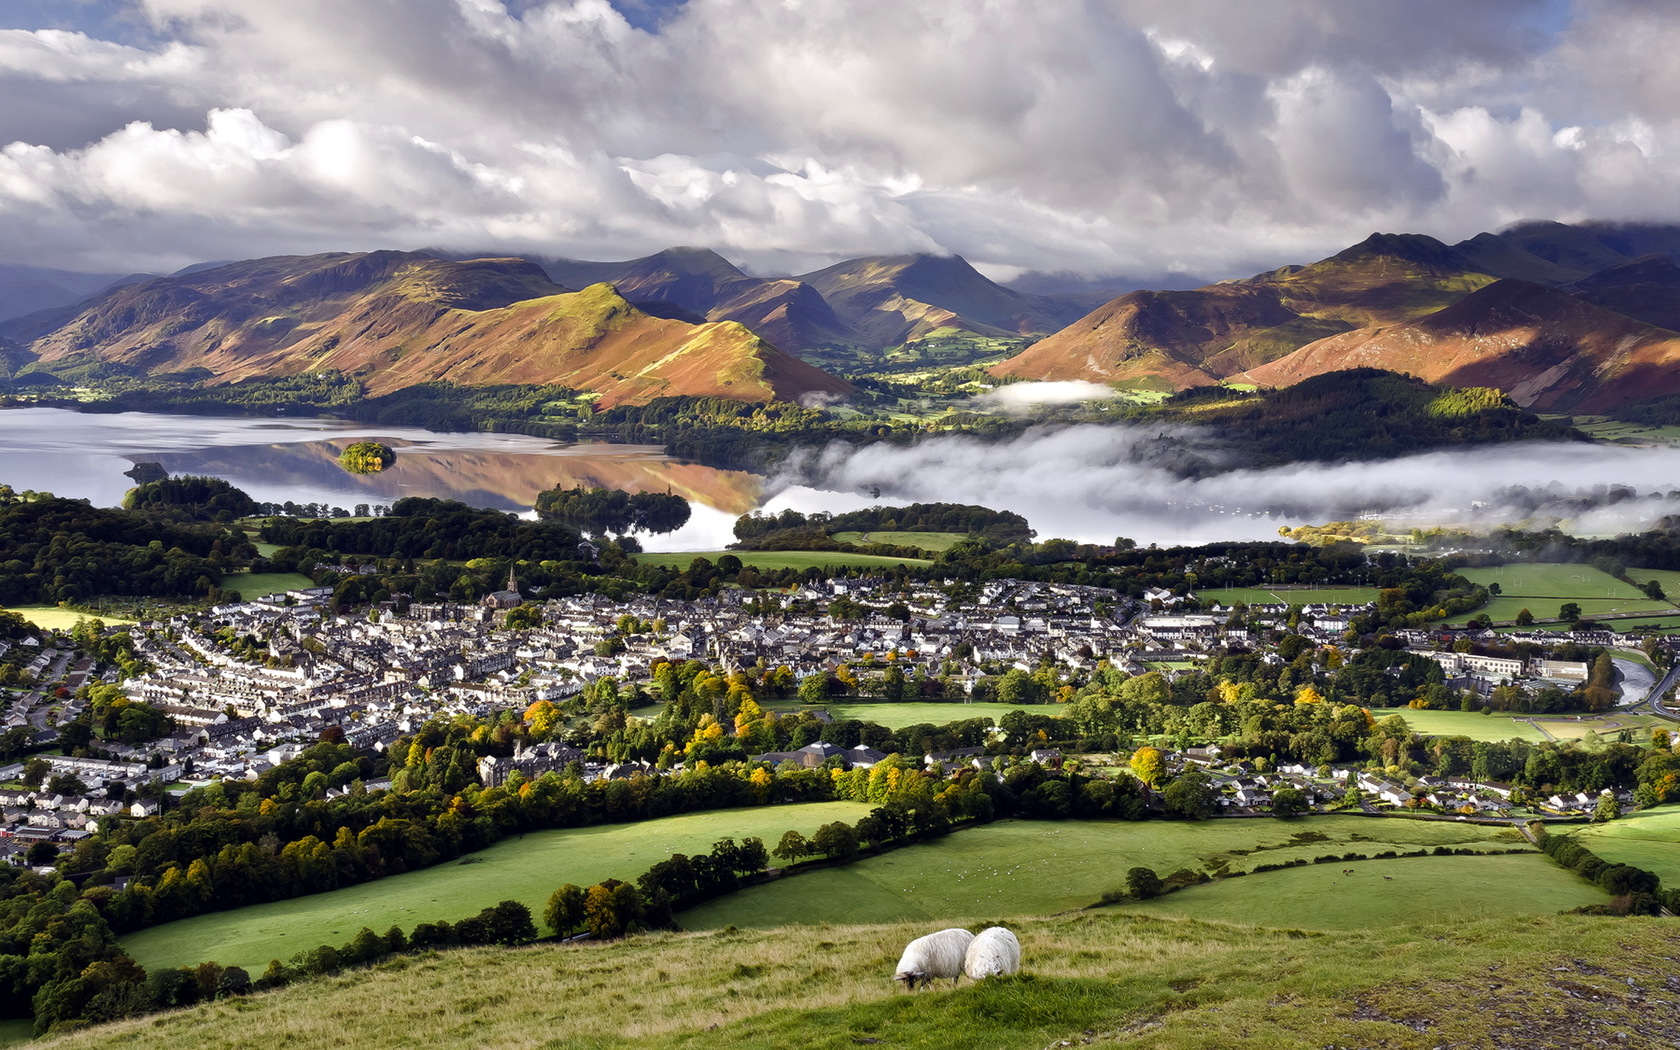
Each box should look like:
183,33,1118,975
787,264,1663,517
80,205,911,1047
0,562,1652,868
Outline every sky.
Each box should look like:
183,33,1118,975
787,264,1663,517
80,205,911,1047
1,0,1677,280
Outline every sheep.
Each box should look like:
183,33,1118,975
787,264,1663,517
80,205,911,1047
963,926,1021,980
893,928,975,990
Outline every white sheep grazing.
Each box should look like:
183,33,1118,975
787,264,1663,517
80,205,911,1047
963,926,1021,980
893,928,975,990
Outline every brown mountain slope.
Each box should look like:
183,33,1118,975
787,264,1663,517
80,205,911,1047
989,284,1297,387
1564,255,1680,332
21,252,853,408
991,233,1500,388
799,253,1086,346
536,247,857,353
1239,279,1680,411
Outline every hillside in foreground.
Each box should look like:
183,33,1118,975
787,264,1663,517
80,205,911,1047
38,912,1680,1050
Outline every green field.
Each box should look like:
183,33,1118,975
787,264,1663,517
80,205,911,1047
1365,707,1665,743
4,605,135,630
680,816,1528,930
634,551,932,571
122,802,871,972
1590,614,1680,633
762,700,1055,729
1365,707,1550,742
1455,564,1676,617
830,530,967,552
1110,852,1604,930
1198,586,1379,607
219,571,315,597
1625,567,1680,604
1564,807,1680,885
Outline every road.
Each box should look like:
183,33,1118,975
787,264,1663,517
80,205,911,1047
1642,661,1680,718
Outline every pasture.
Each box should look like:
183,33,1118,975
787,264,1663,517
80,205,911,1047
831,530,967,552
633,551,932,571
1109,852,1604,930
4,605,134,630
680,816,1528,930
1564,807,1680,886
121,801,872,973
1198,586,1379,607
761,700,1054,729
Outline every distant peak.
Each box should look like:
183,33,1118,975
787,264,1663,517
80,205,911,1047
643,246,744,277
1330,232,1463,269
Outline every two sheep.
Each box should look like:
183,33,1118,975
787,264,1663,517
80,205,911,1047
893,926,1020,990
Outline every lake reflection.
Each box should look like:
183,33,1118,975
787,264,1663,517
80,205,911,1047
0,408,764,550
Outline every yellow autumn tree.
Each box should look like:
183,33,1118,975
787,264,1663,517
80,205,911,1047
1295,684,1326,705
1130,746,1165,787
524,700,562,738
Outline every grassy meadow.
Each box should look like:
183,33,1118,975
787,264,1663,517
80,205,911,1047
122,802,871,973
680,816,1530,930
1365,707,1665,743
4,606,135,630
1365,707,1552,742
633,551,932,571
830,530,968,552
1563,807,1680,886
46,911,1680,1050
761,700,1052,728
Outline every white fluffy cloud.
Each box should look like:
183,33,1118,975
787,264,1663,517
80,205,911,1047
1,0,1677,276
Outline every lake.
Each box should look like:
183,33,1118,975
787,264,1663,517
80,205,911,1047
6,407,1680,550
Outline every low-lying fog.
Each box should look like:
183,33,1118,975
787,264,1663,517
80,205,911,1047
712,425,1680,550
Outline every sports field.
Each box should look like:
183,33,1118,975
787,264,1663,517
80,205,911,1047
1198,586,1379,607
1109,852,1604,930
122,801,871,973
831,530,967,552
634,551,932,571
218,571,315,596
680,816,1529,930
1564,807,1680,885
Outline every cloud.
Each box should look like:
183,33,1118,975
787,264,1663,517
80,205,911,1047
0,1,1676,275
975,381,1122,411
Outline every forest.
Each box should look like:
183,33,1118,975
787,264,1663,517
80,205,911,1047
0,491,251,604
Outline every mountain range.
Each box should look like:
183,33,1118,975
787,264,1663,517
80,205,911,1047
992,221,1680,412
7,218,1680,412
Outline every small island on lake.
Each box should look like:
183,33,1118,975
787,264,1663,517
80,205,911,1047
339,441,396,474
